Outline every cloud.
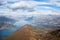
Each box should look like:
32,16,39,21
0,0,7,5
14,20,29,26
30,15,60,26
0,0,60,27
50,0,60,6
7,0,60,12
0,0,60,20
8,1,51,11
8,1,36,11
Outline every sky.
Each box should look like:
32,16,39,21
0,0,60,38
0,0,60,26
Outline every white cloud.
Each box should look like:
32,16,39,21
8,1,49,8
0,0,60,26
0,0,60,19
0,0,7,5
14,20,29,26
10,1,49,8
0,0,60,28
7,0,60,12
50,0,60,6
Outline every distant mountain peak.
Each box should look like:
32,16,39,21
23,24,32,28
20,24,33,30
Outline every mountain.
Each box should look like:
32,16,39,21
5,24,60,40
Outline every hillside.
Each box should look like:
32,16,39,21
5,24,60,40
